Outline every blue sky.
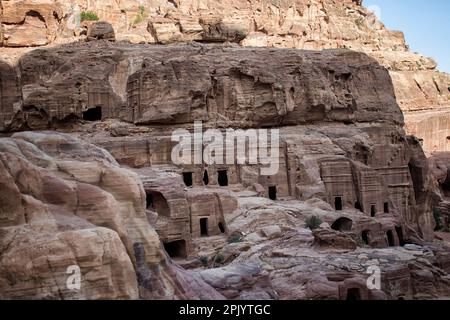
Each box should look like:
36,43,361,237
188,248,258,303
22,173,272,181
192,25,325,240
364,0,450,73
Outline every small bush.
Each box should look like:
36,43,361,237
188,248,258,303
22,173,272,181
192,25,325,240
305,216,323,230
131,5,148,26
199,256,208,267
228,235,242,244
214,253,225,264
81,11,99,22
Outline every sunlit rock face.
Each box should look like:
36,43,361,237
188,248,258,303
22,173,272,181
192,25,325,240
1,0,449,153
0,131,224,300
1,1,450,301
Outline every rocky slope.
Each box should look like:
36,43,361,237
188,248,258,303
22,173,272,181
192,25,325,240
0,131,224,299
1,0,449,153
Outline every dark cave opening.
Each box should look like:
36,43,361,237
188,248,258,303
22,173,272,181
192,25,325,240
331,217,353,232
387,230,395,247
371,205,376,217
82,106,102,121
396,226,405,246
268,186,277,200
218,170,229,187
183,172,193,187
218,222,225,234
346,288,362,300
163,240,187,259
200,218,208,237
362,230,370,245
335,196,343,211
203,169,209,186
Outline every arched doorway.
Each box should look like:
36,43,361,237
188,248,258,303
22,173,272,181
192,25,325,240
331,217,353,231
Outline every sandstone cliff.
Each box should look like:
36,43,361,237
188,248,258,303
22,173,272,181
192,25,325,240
1,0,449,152
0,131,224,299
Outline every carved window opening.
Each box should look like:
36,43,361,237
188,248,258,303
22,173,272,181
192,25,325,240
163,240,187,258
387,230,395,247
384,202,389,213
183,172,193,187
335,197,343,211
355,201,362,212
200,218,208,237
371,205,376,217
361,230,370,245
83,106,102,121
346,288,361,300
203,169,209,186
268,186,277,200
218,170,228,187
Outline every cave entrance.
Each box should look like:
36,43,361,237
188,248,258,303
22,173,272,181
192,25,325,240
335,197,343,211
146,192,153,209
384,202,389,214
83,106,102,121
218,170,229,187
183,172,193,187
371,205,376,217
396,226,405,246
346,288,362,300
387,230,395,247
163,240,187,259
146,191,170,217
355,201,362,212
203,169,209,186
331,217,353,232
200,218,208,237
268,186,277,200
361,230,370,245
218,222,226,234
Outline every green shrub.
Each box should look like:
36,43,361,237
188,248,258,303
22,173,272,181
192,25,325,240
228,235,243,244
131,5,148,26
214,253,225,264
305,216,323,230
81,11,99,22
199,256,208,267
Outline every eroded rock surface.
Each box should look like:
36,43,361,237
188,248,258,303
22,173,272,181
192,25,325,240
0,131,224,299
1,0,449,152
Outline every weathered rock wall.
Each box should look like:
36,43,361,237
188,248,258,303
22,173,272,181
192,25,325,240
0,131,224,299
0,42,403,130
2,0,448,152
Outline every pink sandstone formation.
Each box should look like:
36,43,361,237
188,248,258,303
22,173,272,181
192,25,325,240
1,0,449,153
0,0,450,300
